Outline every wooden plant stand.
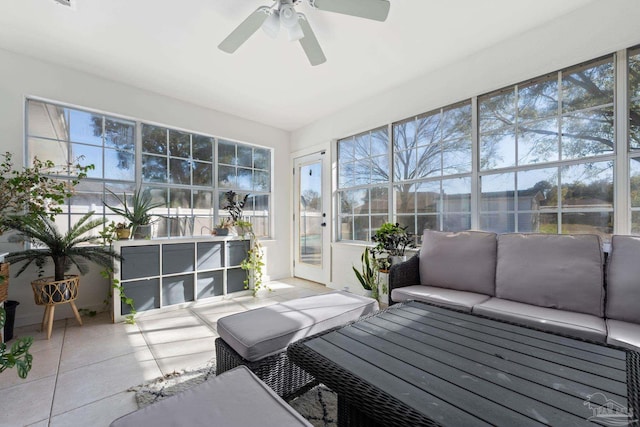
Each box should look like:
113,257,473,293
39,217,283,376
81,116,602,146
31,275,82,339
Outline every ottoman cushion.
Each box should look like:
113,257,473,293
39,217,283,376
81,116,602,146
217,291,379,362
110,366,312,427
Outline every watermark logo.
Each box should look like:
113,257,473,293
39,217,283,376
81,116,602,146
583,392,637,426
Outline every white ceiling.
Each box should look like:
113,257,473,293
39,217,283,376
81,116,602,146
0,0,596,131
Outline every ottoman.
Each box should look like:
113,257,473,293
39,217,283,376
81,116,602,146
110,366,312,427
216,291,379,399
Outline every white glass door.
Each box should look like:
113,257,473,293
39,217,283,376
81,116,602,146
294,152,329,284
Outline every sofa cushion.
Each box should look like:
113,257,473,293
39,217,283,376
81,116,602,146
391,285,490,312
495,233,604,317
110,366,312,427
606,235,640,323
473,298,607,342
217,291,379,362
419,230,497,296
606,319,640,352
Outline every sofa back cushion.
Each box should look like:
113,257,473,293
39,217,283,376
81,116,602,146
419,230,497,296
495,233,604,317
606,235,640,323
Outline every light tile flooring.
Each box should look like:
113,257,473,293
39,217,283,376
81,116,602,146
0,278,330,427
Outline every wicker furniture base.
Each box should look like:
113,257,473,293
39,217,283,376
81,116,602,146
32,275,83,339
215,337,317,401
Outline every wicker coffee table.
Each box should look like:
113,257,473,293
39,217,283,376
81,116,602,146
288,301,640,427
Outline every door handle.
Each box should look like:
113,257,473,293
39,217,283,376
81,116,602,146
321,222,327,227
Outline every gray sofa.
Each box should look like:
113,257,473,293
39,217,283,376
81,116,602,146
389,230,640,351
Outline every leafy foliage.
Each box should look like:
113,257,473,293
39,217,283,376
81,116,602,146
0,308,33,379
222,191,248,223
237,219,268,296
5,212,121,282
0,152,92,233
352,247,379,300
372,222,415,258
104,187,165,227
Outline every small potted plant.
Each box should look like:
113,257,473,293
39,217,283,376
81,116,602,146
114,222,131,240
372,222,416,269
235,219,267,296
214,218,233,236
104,187,165,239
352,247,379,300
0,307,33,378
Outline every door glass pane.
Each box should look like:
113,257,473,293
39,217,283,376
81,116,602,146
299,161,322,266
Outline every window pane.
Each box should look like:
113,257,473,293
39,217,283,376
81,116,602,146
168,130,190,158
518,118,559,165
253,170,270,192
394,149,415,181
416,181,440,214
69,109,103,146
631,99,640,150
417,215,438,234
479,89,516,133
562,59,614,112
561,161,613,208
441,103,471,141
442,177,471,213
70,180,104,216
193,135,213,161
237,168,252,190
193,161,212,186
518,78,558,122
354,159,371,185
342,189,367,215
396,215,416,236
142,125,167,155
353,216,372,241
519,212,557,233
632,211,640,234
393,120,417,152
416,144,440,178
28,137,68,166
442,138,472,175
415,114,441,146
218,141,237,165
338,137,355,162
193,190,213,210
253,148,270,170
105,148,135,181
480,213,515,233
354,133,370,158
371,128,389,156
339,216,353,240
28,101,68,140
218,165,236,187
562,212,612,237
169,158,191,185
631,50,640,99
104,118,135,151
142,154,167,183
169,188,191,209
338,161,354,188
443,213,470,232
72,143,102,178
517,167,558,211
371,155,389,183
395,183,416,214
480,130,516,170
481,173,515,212
370,187,389,214
561,107,614,159
237,145,252,168
630,157,640,207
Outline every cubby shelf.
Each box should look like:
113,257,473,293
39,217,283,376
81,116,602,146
112,236,251,322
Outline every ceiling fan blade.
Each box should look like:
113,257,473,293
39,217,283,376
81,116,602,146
218,6,270,53
310,0,390,22
298,14,326,66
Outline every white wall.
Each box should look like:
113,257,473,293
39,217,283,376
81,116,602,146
290,0,640,291
0,47,291,327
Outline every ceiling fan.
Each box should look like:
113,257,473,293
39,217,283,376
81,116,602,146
218,0,391,66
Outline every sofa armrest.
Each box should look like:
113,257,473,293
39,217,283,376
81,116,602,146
388,252,420,305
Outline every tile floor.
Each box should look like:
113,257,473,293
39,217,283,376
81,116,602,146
0,278,330,427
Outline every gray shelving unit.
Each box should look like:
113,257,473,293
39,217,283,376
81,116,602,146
112,236,251,322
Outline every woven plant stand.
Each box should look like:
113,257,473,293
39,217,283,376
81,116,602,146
215,337,317,401
32,275,82,339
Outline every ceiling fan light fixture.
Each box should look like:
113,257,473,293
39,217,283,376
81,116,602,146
287,21,305,41
262,11,280,38
279,4,298,29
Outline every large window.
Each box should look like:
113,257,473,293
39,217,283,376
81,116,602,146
479,57,614,237
26,100,272,238
336,49,637,242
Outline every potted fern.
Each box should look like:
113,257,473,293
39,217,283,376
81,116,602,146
5,212,121,339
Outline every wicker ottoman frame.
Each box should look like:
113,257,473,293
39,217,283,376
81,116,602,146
215,337,317,400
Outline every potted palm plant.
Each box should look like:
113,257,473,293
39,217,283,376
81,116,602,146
104,188,165,239
4,212,121,339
